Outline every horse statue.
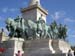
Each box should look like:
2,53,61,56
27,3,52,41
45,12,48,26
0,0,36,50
6,16,28,39
50,21,59,39
6,16,55,40
35,16,52,39
6,17,16,37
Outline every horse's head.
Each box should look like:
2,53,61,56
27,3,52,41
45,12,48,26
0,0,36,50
6,18,14,25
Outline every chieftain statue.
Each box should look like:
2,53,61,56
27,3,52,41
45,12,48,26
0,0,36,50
5,16,67,40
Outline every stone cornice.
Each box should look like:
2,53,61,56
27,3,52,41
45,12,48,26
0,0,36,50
21,4,48,15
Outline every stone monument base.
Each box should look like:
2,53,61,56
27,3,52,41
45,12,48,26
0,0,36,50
0,38,73,56
1,38,24,56
23,39,71,56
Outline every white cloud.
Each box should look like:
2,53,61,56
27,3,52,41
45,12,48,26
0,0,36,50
67,28,71,32
69,34,75,38
2,8,8,13
2,7,19,13
9,8,19,12
51,11,66,20
52,12,60,19
64,18,75,22
67,29,75,38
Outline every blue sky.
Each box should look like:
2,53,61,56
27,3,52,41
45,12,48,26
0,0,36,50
0,0,75,46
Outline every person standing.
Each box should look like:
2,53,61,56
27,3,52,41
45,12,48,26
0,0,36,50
68,50,74,56
16,50,23,56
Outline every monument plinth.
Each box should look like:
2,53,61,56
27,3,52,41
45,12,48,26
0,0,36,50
1,38,24,56
23,39,71,56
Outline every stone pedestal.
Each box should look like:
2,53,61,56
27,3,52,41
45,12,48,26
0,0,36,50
0,38,74,56
23,39,51,56
23,39,72,56
2,38,24,56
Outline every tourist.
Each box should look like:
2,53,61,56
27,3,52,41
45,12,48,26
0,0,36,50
68,50,74,56
16,50,23,56
74,51,75,56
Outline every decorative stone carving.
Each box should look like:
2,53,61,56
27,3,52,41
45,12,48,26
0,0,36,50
29,0,40,6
